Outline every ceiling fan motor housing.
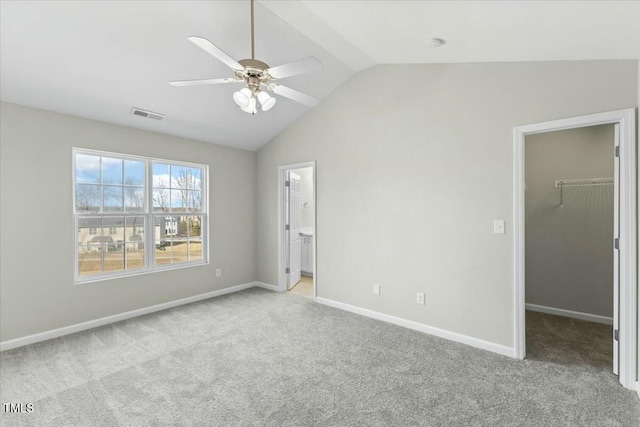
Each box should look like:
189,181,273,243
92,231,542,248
236,59,272,92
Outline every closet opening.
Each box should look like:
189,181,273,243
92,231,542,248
524,124,615,371
278,162,316,299
513,109,637,390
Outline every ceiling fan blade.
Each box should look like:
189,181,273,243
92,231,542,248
187,36,243,71
270,84,319,107
169,78,242,87
265,57,322,80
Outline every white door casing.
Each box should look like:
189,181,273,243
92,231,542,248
612,124,619,375
513,108,636,390
278,161,317,299
288,171,302,288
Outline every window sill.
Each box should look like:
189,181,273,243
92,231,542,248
74,260,210,285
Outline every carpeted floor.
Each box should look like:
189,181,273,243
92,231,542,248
1,288,638,426
525,310,613,370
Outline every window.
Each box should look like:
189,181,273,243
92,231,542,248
74,149,207,282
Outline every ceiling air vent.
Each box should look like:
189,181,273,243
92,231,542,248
130,107,165,121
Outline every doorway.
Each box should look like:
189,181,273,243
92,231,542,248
513,109,637,390
524,124,615,372
278,162,316,299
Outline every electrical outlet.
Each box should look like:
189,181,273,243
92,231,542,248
373,283,380,296
417,292,425,305
216,268,221,277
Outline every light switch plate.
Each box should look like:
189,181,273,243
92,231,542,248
373,283,380,295
493,220,505,234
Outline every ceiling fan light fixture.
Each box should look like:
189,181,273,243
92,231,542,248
257,91,276,111
240,95,257,115
233,88,252,108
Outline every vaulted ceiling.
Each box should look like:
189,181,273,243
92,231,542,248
1,1,638,151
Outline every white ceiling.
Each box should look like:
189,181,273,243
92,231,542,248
1,1,639,151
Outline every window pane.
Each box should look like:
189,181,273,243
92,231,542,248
102,157,123,185
172,239,188,263
171,166,188,189
154,216,172,265
170,190,202,212
76,184,100,212
187,167,202,190
124,160,144,186
126,216,145,270
103,186,123,211
187,217,202,261
126,244,144,270
188,240,202,261
124,186,145,212
75,154,100,184
78,217,102,275
172,218,188,262
171,190,188,212
153,163,170,187
188,191,202,212
153,187,170,212
78,244,102,276
185,216,202,238
171,166,202,190
102,217,124,272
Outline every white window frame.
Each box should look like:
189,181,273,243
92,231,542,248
73,148,209,284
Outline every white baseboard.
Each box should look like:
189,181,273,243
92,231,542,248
636,382,640,400
525,303,613,325
254,282,280,292
0,282,259,352
315,297,515,358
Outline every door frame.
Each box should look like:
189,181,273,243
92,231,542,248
513,108,637,390
278,161,317,299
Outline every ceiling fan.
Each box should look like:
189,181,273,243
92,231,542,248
169,0,322,115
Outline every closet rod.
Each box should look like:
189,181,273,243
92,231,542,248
555,177,613,188
555,177,613,206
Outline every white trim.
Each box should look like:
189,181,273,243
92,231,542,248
525,304,613,325
254,281,279,292
277,161,317,301
316,297,515,358
0,282,258,352
636,382,640,400
513,108,637,390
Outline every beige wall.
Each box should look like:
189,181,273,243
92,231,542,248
291,167,314,229
256,60,637,348
0,102,256,342
525,125,614,317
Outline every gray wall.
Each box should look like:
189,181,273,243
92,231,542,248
291,167,314,229
256,61,637,348
525,125,614,317
0,102,256,342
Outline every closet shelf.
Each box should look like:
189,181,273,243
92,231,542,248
555,177,613,206
555,177,613,188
